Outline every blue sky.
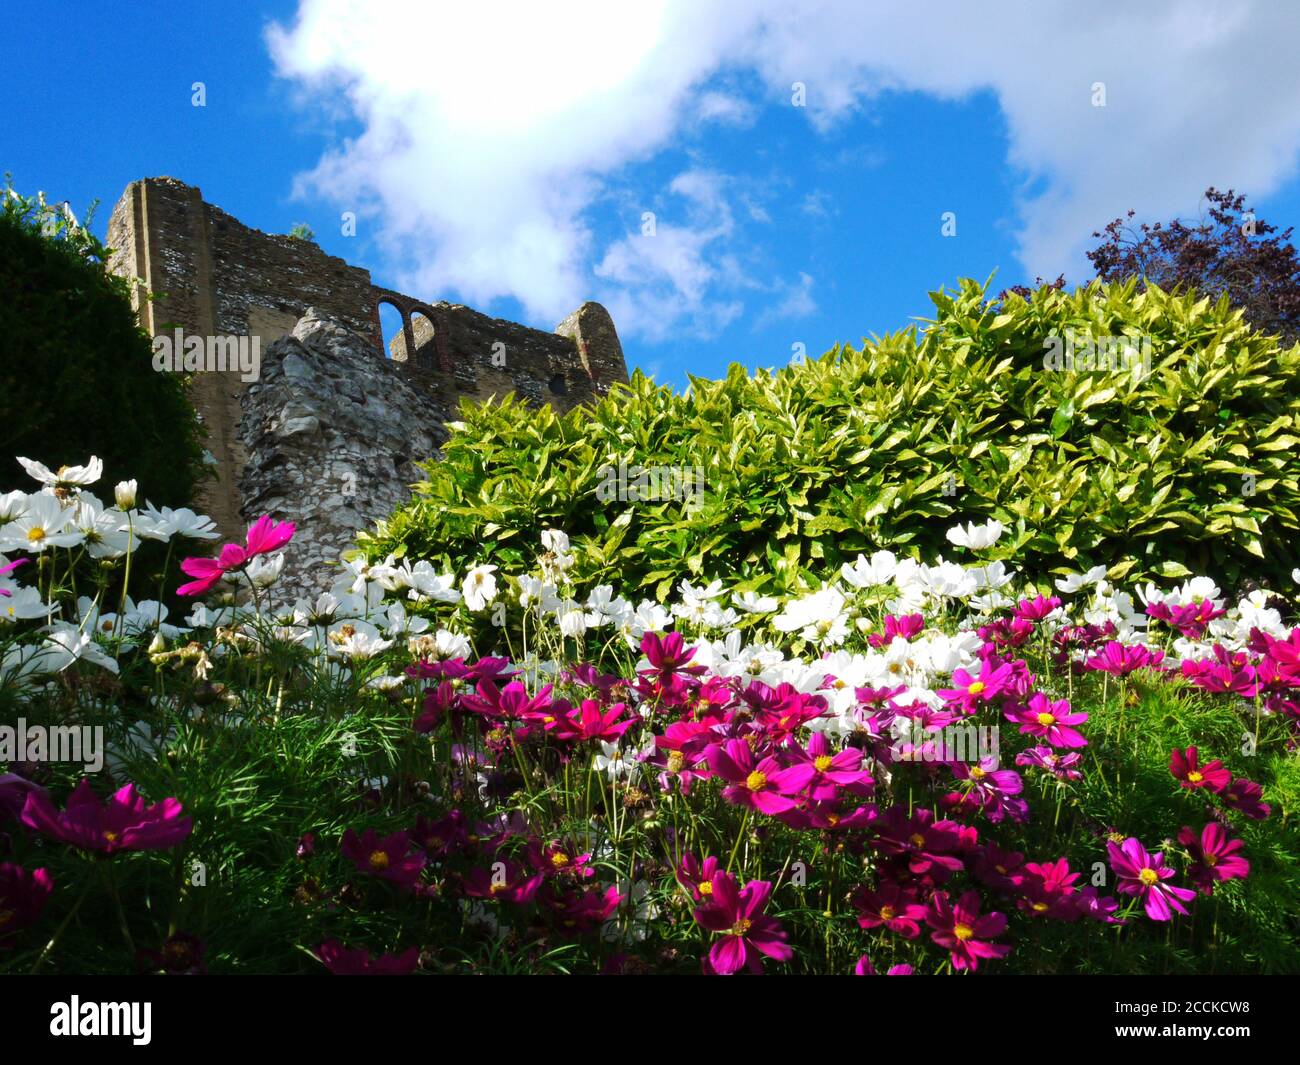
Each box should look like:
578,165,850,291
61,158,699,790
5,2,1300,389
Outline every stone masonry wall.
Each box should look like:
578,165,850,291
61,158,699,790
239,310,451,603
105,176,629,589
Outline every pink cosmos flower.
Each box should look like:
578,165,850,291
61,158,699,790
317,940,419,975
0,557,28,597
1169,747,1231,793
0,863,52,947
1014,594,1062,623
693,872,793,975
851,882,927,938
971,844,1027,891
705,739,810,815
461,858,544,905
177,515,296,596
925,890,1010,972
784,731,873,800
870,806,971,880
1178,823,1249,895
340,828,427,889
552,699,634,743
854,955,913,975
1015,746,1083,781
1017,858,1082,920
676,852,723,901
543,883,623,934
1084,641,1165,676
1005,692,1088,748
1107,837,1197,921
936,662,1015,714
1221,778,1271,820
21,779,192,853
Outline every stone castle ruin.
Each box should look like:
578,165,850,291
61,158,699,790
106,177,627,598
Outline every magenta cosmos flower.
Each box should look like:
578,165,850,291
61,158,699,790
21,779,191,853
785,731,874,800
340,828,427,889
1178,823,1249,895
0,862,53,946
925,890,1010,972
1084,641,1165,676
177,514,296,596
694,872,793,975
1221,778,1271,820
854,955,913,975
317,940,419,975
936,662,1015,714
1169,746,1231,792
705,739,810,815
1107,837,1196,921
1005,692,1088,748
851,882,927,938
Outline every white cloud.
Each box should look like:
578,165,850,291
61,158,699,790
270,0,1300,341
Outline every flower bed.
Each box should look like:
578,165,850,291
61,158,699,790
1,459,1297,974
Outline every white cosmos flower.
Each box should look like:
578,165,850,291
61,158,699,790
918,561,978,601
556,599,588,638
771,585,850,646
840,550,899,588
967,561,1014,590
404,561,461,604
945,520,1004,550
462,564,498,611
732,590,779,613
327,620,393,659
541,528,571,555
114,480,137,510
1,585,48,623
621,600,671,647
136,504,219,541
593,741,639,781
41,622,120,674
70,499,133,559
245,553,285,589
0,493,84,552
518,575,560,613
1055,565,1109,593
585,585,631,627
0,490,29,523
18,455,103,489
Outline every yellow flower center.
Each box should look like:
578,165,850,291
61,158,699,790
1203,853,1218,867
1032,901,1048,912
745,770,767,791
699,881,713,896
1036,712,1055,726
879,905,896,920
27,527,45,543
1138,867,1160,886
368,850,390,871
103,830,119,844
729,918,753,936
909,833,926,848
550,852,569,867
489,882,507,894
970,766,986,779
667,751,684,773
968,681,986,695
1187,770,1203,783
814,755,834,772
953,923,974,941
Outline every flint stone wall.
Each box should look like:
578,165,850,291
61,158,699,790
239,310,452,604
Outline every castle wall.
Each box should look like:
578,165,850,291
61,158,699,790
105,177,628,563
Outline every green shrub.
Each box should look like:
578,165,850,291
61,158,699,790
0,181,205,506
361,277,1300,598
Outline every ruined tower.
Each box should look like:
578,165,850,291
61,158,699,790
106,177,627,544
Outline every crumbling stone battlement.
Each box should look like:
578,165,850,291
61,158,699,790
106,176,627,547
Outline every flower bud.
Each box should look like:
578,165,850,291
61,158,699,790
115,479,138,510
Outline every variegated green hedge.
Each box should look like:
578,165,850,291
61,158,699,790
361,277,1300,598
